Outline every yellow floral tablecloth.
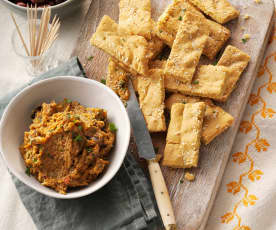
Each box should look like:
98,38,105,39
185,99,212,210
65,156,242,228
206,10,276,230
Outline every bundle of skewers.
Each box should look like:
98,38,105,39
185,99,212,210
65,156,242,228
11,5,60,68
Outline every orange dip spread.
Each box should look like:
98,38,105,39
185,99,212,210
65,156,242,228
20,99,116,194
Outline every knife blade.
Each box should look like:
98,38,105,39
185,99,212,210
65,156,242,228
126,80,176,230
126,81,155,160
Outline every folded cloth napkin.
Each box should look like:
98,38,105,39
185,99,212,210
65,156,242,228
0,57,163,230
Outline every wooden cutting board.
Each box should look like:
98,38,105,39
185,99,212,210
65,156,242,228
72,0,275,229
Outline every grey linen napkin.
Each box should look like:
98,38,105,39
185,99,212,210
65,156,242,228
0,57,163,230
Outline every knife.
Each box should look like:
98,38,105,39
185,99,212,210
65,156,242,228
126,81,176,230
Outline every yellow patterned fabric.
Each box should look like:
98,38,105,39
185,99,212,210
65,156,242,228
206,11,276,230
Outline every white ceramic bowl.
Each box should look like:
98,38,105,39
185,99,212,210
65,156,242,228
0,76,131,199
0,0,81,18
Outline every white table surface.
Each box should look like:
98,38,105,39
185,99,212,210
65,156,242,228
0,1,90,229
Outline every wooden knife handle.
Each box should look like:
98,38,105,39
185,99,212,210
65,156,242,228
148,159,177,230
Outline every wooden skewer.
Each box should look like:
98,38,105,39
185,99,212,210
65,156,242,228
41,8,51,55
12,6,60,60
27,5,31,55
27,5,32,55
36,7,47,56
30,6,34,56
41,18,60,53
35,7,45,56
33,5,37,56
10,12,30,56
46,24,60,51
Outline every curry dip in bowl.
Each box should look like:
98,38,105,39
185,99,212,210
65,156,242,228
20,99,116,194
0,76,130,199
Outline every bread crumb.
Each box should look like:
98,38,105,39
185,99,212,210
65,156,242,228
243,14,250,20
184,172,195,181
254,0,262,3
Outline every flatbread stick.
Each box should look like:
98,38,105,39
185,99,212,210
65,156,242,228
137,69,166,132
162,102,205,168
165,65,228,100
165,94,234,144
217,45,251,101
156,0,230,59
119,0,152,39
164,11,209,83
119,1,164,59
188,0,239,24
90,15,150,76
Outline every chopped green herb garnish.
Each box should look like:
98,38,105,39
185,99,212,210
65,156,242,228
178,16,182,21
66,99,72,103
109,123,117,132
179,179,184,184
29,138,34,145
101,79,106,84
192,80,199,85
25,167,31,176
78,125,82,131
118,80,126,88
124,102,128,108
242,38,247,44
86,147,92,153
159,29,163,33
87,56,94,61
67,113,71,119
213,60,218,65
74,134,83,142
33,158,37,163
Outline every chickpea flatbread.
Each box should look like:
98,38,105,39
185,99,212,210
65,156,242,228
163,102,205,168
90,15,150,76
156,0,231,59
119,0,152,39
164,11,209,83
188,0,239,24
137,69,166,132
217,45,251,101
165,93,234,144
156,0,203,46
165,65,228,100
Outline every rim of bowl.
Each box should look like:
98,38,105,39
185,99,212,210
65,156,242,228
2,0,75,11
0,76,131,199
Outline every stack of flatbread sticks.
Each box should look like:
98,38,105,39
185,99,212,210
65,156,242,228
90,0,251,180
